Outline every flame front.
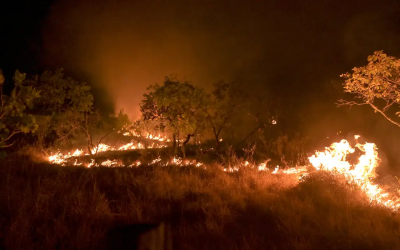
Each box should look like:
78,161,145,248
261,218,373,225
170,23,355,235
309,136,400,210
46,133,400,211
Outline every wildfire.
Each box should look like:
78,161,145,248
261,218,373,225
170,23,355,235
46,130,400,211
48,140,167,166
119,130,171,142
91,143,113,154
101,159,119,167
309,135,400,210
47,149,83,165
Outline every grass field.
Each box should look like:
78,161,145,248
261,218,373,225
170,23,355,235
1,152,400,250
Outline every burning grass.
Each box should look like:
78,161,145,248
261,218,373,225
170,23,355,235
1,153,400,250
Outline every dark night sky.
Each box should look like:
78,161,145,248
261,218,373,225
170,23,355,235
2,0,400,166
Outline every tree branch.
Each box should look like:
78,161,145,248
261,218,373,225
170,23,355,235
336,99,368,108
0,130,21,147
337,99,400,127
369,103,400,128
93,130,114,156
383,100,395,112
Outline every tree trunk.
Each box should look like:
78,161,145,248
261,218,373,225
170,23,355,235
87,133,93,156
177,130,180,147
214,132,220,150
240,126,261,145
172,133,176,148
181,133,194,158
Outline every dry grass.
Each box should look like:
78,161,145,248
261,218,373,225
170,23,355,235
1,154,400,250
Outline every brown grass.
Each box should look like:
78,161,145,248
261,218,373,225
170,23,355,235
1,154,400,250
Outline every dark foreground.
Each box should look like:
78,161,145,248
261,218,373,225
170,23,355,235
1,155,400,250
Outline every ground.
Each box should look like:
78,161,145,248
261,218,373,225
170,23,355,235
1,152,400,250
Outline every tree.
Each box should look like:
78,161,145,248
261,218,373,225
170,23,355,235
206,80,245,150
338,51,400,128
140,76,209,157
240,83,281,144
0,70,40,154
29,69,95,152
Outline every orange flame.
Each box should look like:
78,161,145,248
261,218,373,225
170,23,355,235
309,135,400,210
46,131,400,210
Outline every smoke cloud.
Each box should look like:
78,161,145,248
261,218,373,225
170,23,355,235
40,0,400,127
41,0,273,118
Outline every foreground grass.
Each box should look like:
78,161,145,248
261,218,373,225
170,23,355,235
1,155,400,250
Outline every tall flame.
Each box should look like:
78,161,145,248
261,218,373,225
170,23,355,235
309,135,400,210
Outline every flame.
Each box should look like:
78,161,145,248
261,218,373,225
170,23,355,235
46,129,400,210
258,162,267,171
88,159,95,168
150,156,162,165
48,139,167,166
119,130,169,142
92,143,113,154
308,136,400,210
101,159,120,167
47,149,84,165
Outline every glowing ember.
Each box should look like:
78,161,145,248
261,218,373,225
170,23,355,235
88,159,95,168
150,157,162,165
101,159,119,167
130,160,141,167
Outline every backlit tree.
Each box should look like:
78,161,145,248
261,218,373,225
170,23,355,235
140,76,209,157
338,51,400,128
0,70,40,156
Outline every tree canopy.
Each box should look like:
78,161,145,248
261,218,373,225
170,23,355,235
206,80,245,149
338,51,400,128
28,69,95,147
0,70,40,154
141,77,209,143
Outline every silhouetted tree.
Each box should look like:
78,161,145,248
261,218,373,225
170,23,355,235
338,51,400,128
141,76,209,157
206,80,245,150
0,70,40,157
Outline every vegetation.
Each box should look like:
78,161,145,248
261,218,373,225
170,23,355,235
140,76,209,156
29,69,95,151
0,70,40,155
2,51,400,249
206,81,245,150
1,155,399,250
339,51,400,128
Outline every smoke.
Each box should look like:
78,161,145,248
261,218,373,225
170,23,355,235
40,0,400,124
41,0,270,118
